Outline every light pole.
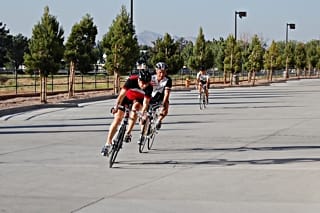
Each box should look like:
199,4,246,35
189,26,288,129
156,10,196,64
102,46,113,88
234,11,247,40
286,23,295,44
130,0,133,26
234,11,247,84
285,23,295,79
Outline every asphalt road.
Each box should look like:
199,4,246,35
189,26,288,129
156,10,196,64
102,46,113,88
1,79,320,213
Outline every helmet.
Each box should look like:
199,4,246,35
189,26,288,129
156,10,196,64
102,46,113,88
199,65,205,71
155,62,168,70
138,70,151,83
136,59,147,70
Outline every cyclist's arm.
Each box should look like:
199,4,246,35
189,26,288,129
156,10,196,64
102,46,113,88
162,88,171,106
141,96,150,114
162,77,172,108
206,75,210,87
115,88,127,107
196,72,200,84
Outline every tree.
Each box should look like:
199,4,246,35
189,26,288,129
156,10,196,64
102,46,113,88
64,14,98,98
150,33,183,74
294,42,307,78
24,6,64,103
263,41,281,82
224,35,241,84
7,34,29,71
306,40,319,77
247,35,264,86
101,5,139,94
189,27,213,71
176,37,191,67
214,37,226,76
0,22,10,67
284,41,296,79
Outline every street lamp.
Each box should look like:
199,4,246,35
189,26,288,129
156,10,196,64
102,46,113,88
285,23,295,79
286,23,295,44
235,11,247,40
130,0,133,25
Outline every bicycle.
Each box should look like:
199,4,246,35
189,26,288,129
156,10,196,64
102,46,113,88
138,103,162,153
108,104,131,168
199,84,208,110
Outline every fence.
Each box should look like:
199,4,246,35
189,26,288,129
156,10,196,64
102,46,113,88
0,72,193,97
0,70,317,98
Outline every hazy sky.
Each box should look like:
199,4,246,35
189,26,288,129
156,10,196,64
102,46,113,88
1,0,320,43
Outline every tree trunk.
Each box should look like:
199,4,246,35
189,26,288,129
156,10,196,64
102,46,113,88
285,56,289,79
114,71,120,95
247,71,252,83
40,70,47,103
270,69,273,82
68,61,76,98
251,71,256,86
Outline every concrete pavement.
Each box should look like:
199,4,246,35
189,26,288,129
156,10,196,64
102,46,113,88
1,79,320,213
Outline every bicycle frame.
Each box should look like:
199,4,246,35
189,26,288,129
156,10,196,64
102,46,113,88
199,84,207,110
109,105,131,168
138,103,161,153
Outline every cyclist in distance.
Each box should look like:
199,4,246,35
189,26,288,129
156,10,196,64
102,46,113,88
101,70,153,156
130,59,147,76
196,66,210,103
150,62,172,130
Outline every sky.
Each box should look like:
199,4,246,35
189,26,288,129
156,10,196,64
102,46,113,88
1,0,320,44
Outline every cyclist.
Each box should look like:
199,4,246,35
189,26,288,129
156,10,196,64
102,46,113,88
130,59,147,76
196,66,210,103
150,62,172,130
101,70,153,156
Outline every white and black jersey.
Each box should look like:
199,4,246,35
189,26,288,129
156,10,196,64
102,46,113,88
150,75,172,103
197,72,209,84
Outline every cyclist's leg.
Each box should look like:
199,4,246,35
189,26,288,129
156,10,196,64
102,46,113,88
205,84,209,102
198,82,202,94
106,110,124,146
156,100,169,130
125,100,142,138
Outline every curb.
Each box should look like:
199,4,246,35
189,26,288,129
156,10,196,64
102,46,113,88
0,95,116,117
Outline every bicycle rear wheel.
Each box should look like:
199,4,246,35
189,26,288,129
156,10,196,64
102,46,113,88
109,126,125,168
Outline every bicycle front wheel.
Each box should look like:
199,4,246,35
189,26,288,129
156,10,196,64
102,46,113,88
202,92,207,108
147,127,157,150
138,119,149,153
109,125,125,168
199,92,204,109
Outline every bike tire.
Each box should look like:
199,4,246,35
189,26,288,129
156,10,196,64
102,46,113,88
147,124,157,150
138,119,149,153
202,92,207,108
199,92,204,110
109,125,125,168
147,108,159,150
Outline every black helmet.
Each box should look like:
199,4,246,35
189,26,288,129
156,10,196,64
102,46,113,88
138,70,151,83
136,59,147,70
155,62,168,70
199,65,205,71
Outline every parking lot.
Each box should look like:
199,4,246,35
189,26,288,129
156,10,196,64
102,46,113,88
1,79,320,213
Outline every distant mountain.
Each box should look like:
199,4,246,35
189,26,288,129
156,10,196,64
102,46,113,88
137,30,196,46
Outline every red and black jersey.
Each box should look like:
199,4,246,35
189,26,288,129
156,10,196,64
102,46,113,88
123,75,153,101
